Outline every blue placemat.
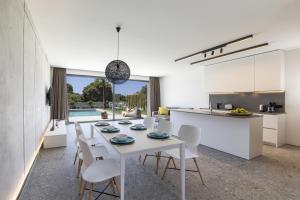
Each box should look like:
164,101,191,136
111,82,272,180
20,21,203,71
147,132,170,139
118,120,132,125
110,136,135,145
101,126,120,133
130,124,147,130
95,122,110,126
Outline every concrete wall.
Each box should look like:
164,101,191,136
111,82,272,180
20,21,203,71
285,48,300,146
0,0,51,199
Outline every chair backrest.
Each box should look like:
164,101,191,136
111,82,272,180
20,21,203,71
78,135,94,169
74,121,85,140
143,117,155,129
178,125,201,148
157,120,172,136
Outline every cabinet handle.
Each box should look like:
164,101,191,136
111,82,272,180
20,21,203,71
263,127,277,130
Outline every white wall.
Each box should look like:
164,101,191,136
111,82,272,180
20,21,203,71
160,66,209,108
0,0,50,199
285,48,300,146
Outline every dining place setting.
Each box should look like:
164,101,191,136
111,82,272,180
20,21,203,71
98,120,146,145
96,119,171,146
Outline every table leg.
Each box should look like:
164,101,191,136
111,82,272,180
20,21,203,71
180,143,185,200
90,124,94,138
120,156,125,200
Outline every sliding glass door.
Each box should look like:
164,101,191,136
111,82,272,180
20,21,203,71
114,80,148,120
66,74,148,122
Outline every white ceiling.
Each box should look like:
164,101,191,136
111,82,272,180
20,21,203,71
27,0,300,76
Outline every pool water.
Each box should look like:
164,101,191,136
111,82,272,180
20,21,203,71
69,109,102,117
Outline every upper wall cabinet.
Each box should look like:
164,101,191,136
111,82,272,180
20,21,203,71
254,51,285,91
205,50,285,93
205,57,255,93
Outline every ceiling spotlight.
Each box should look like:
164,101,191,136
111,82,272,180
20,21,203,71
204,53,207,58
220,48,223,53
211,51,214,56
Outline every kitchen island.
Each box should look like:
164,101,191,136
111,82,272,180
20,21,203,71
170,109,263,160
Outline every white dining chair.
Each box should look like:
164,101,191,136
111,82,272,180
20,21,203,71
73,121,105,166
161,125,205,185
78,135,120,200
74,121,102,146
74,122,110,178
143,116,155,130
142,119,172,174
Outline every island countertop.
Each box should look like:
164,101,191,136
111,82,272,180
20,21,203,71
170,108,263,118
170,108,263,160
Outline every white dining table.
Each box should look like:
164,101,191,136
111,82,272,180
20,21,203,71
90,119,185,200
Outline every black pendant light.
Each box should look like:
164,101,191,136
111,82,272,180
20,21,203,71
105,26,130,84
105,26,130,120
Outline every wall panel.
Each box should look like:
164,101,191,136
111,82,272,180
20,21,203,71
0,0,25,198
23,14,36,173
0,0,51,199
34,42,44,148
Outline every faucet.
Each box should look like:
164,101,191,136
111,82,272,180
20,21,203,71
209,102,213,113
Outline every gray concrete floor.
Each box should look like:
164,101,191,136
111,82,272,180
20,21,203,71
19,123,300,200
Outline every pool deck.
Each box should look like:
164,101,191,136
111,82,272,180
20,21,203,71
68,109,146,122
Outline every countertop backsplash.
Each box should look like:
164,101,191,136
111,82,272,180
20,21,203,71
209,92,285,113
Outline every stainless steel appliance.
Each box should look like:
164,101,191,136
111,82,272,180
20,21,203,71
224,104,233,110
259,104,267,112
267,102,276,112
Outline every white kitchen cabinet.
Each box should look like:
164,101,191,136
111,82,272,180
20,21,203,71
205,50,285,93
205,57,254,93
262,114,286,147
254,50,285,91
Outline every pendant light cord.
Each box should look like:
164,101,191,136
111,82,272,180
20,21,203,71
117,28,120,60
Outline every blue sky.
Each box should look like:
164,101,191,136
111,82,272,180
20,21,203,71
67,75,147,95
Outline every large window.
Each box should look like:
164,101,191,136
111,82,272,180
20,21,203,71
67,75,148,122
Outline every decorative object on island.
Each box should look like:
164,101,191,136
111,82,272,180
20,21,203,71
101,111,108,119
105,26,130,120
152,106,172,121
229,108,252,116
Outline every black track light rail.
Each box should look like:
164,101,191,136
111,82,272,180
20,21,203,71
175,34,253,62
190,43,268,65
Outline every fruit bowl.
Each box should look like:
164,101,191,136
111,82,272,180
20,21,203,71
229,108,252,116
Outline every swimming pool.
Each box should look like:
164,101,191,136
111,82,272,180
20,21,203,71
69,109,102,117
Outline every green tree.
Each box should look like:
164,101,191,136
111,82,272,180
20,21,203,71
88,100,93,108
68,93,81,103
82,79,112,102
115,94,126,102
67,83,73,93
68,92,81,108
139,85,147,95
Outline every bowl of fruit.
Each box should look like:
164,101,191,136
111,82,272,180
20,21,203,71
229,108,252,116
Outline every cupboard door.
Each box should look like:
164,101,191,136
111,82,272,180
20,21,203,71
263,114,278,129
254,51,285,91
263,128,277,145
205,57,254,93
